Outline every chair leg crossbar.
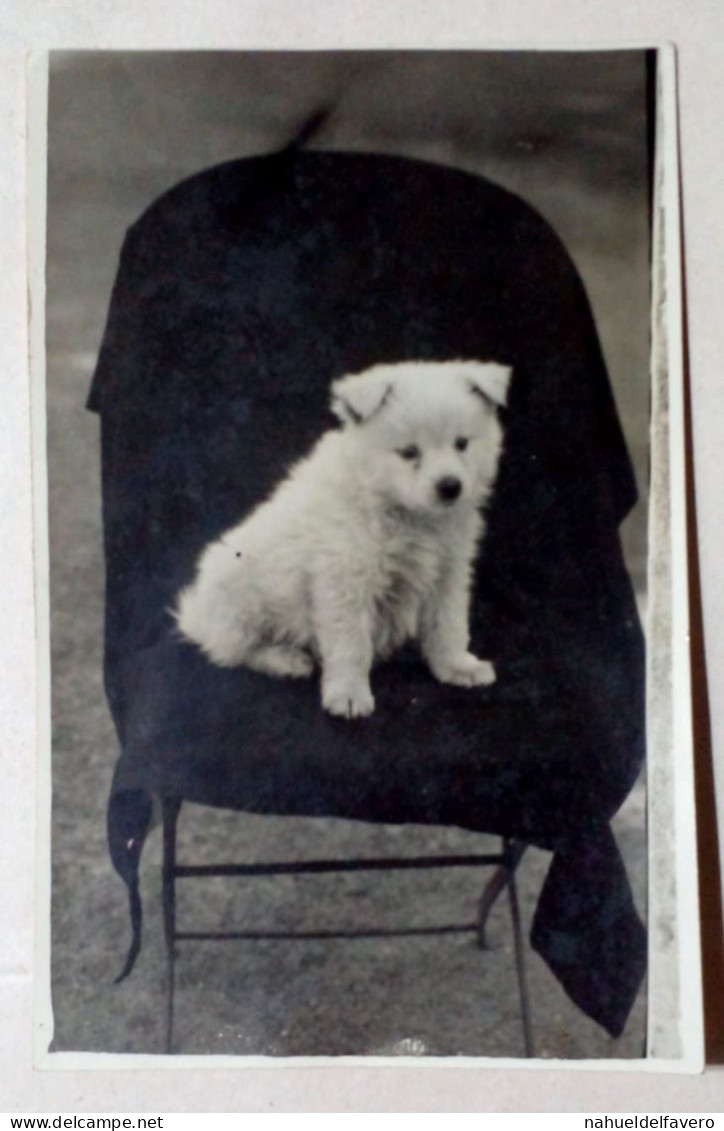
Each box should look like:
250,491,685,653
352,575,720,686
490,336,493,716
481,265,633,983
160,796,533,1056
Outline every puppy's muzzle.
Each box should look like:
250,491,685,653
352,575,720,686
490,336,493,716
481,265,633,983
436,476,462,504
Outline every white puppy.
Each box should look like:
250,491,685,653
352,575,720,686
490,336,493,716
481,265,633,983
176,359,511,718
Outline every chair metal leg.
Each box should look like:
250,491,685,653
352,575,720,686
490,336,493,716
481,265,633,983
505,845,534,1057
158,818,533,1056
476,840,533,1055
477,839,526,949
161,795,182,1054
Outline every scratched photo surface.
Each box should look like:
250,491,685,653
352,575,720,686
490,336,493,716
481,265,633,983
46,50,651,1057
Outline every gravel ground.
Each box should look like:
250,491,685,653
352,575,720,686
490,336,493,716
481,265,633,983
45,51,649,1060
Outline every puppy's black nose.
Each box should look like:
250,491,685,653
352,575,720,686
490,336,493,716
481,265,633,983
436,476,462,502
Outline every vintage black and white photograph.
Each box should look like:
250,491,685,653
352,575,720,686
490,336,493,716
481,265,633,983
37,47,695,1063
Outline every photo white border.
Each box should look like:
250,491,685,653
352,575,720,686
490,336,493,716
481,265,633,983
644,46,703,1065
27,44,701,1074
5,1,723,1112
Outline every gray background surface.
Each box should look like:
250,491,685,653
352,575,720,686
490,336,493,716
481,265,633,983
46,50,649,1059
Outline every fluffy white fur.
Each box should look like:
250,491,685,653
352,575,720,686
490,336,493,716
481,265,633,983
176,359,511,718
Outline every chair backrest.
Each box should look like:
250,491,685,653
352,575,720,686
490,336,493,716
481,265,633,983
89,150,643,747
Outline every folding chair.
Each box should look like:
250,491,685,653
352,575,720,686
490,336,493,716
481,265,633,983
92,148,646,1055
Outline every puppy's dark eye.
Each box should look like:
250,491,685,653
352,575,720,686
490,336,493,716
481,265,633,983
455,437,469,452
398,444,421,461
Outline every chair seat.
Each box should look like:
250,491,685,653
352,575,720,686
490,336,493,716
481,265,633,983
115,623,639,846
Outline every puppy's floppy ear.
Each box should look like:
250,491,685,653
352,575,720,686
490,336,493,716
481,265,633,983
331,367,394,425
462,361,512,410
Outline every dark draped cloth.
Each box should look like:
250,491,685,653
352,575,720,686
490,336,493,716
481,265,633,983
88,150,646,1039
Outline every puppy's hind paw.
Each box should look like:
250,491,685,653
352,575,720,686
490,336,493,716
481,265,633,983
248,645,315,679
322,681,375,719
277,650,316,679
433,654,496,689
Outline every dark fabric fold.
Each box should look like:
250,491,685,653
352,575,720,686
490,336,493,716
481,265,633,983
531,827,648,1038
106,787,153,983
90,150,646,1040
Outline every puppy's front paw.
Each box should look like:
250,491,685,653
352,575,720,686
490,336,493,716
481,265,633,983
432,653,496,688
322,680,375,719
